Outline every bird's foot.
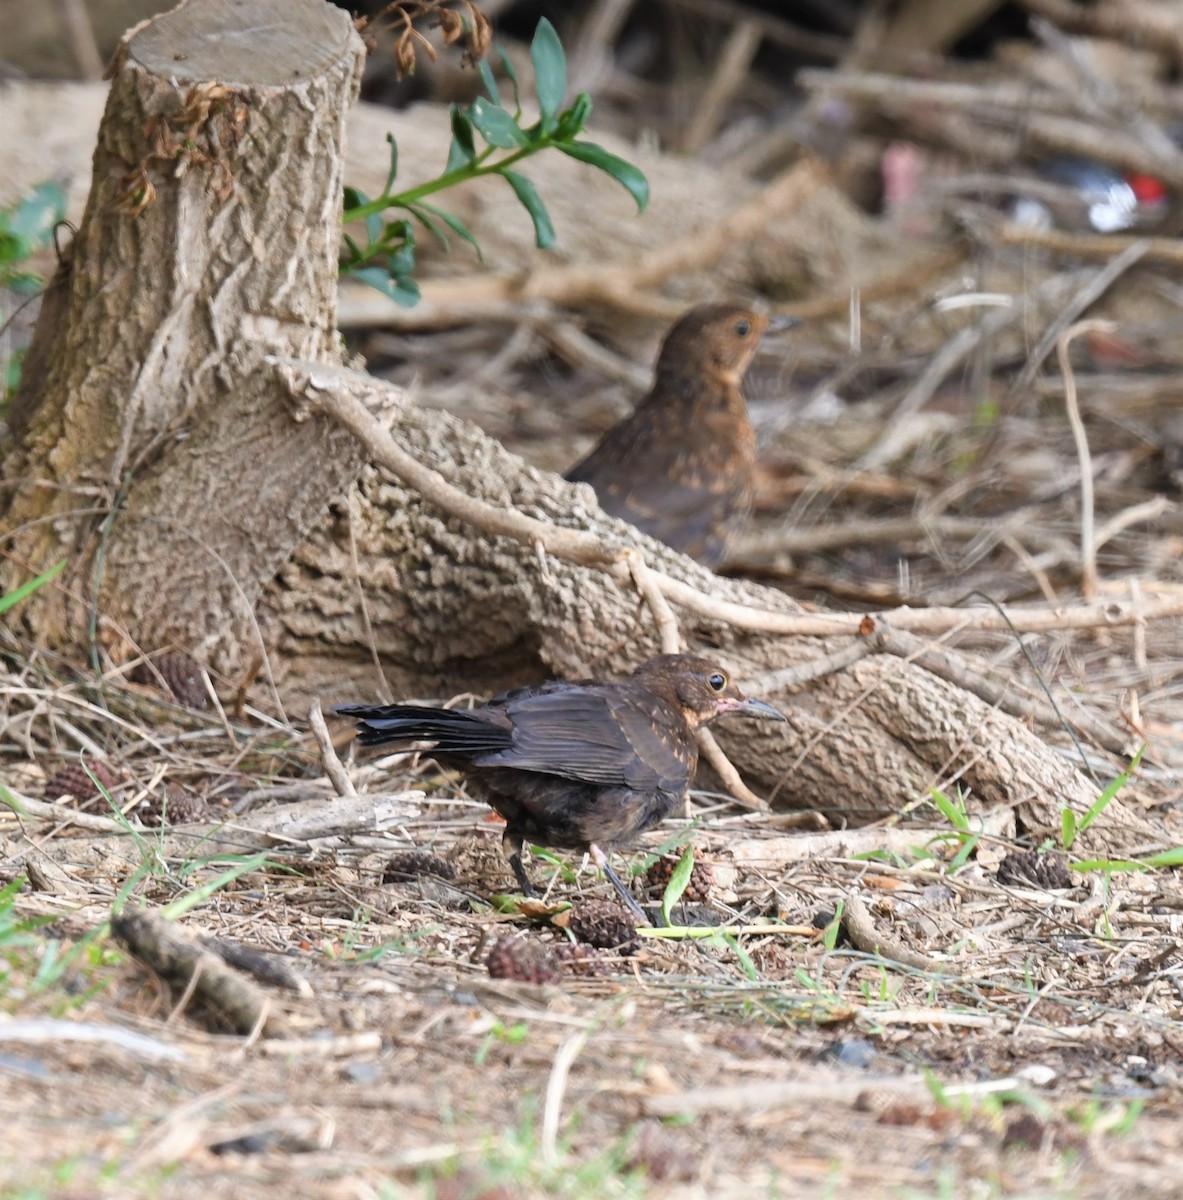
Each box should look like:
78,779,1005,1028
597,856,658,928
508,851,539,900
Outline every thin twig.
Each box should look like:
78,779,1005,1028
1011,241,1148,398
626,552,681,655
0,788,127,833
308,698,358,799
697,729,769,812
1057,319,1112,600
999,223,1183,267
541,1027,591,1166
1094,496,1174,552
1129,577,1148,673
841,892,938,973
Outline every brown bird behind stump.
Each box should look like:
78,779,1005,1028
335,654,785,924
567,303,799,567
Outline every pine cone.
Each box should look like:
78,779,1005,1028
382,850,456,884
43,761,121,811
997,850,1073,890
486,936,560,985
643,855,714,903
138,784,210,827
568,900,641,954
131,652,208,710
554,942,610,977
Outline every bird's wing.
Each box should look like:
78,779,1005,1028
475,686,691,795
569,403,748,565
606,470,741,564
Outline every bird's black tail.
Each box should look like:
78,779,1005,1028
333,703,512,754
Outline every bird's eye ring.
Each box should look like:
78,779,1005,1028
735,319,751,337
708,672,727,692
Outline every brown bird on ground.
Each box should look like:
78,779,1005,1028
566,303,800,567
335,654,785,924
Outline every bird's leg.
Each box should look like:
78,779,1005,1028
590,844,657,928
502,829,538,898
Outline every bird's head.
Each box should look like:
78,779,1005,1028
635,653,786,729
655,304,800,388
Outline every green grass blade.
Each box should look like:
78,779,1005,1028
0,560,65,616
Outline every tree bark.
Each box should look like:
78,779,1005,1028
1,0,365,660
264,362,1132,841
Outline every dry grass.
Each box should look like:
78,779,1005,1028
3,629,1183,1199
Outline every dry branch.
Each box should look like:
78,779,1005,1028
798,68,1183,183
841,892,939,973
1018,0,1183,69
866,624,1137,758
998,223,1183,266
112,907,284,1037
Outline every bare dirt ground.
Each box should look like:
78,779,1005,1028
3,664,1183,1199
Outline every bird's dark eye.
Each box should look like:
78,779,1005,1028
708,672,727,692
735,319,751,337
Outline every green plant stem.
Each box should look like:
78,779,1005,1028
344,137,554,224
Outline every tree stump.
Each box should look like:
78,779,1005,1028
2,0,366,658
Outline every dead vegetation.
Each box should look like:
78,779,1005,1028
6,0,1183,1197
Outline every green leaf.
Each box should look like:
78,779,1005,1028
1078,744,1144,838
346,266,421,307
9,182,65,251
375,218,414,253
342,188,383,247
445,104,477,172
557,92,593,139
409,202,484,262
444,139,468,175
1061,808,1077,851
478,59,499,104
497,47,521,114
821,901,844,951
389,240,415,277
406,204,449,251
720,930,759,981
161,852,272,919
556,140,649,212
0,560,65,616
6,346,27,394
1138,846,1183,868
470,96,529,148
929,786,969,832
661,848,695,926
450,104,477,159
948,832,980,873
502,170,555,248
530,17,566,130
